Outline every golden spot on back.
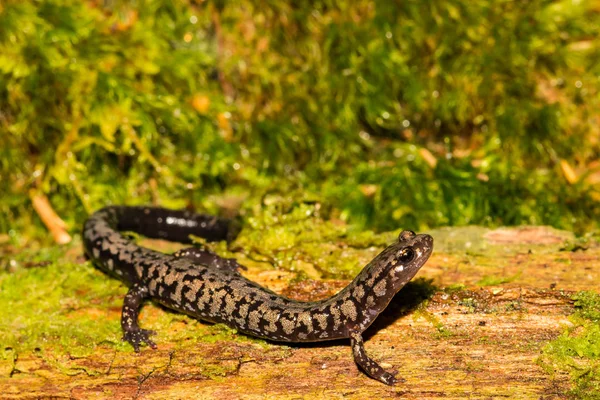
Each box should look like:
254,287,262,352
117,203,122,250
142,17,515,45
365,271,380,286
262,309,280,332
314,313,329,330
373,279,387,297
280,315,295,335
135,264,144,279
352,285,365,299
125,242,138,252
185,280,204,302
329,306,342,330
171,282,183,304
263,308,279,322
341,300,358,321
248,309,261,330
222,293,237,316
238,303,250,319
210,289,227,314
164,270,181,285
297,311,313,330
366,295,375,308
197,290,211,310
108,243,119,255
153,265,168,280
185,269,201,277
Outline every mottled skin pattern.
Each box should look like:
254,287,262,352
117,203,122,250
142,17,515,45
83,206,433,385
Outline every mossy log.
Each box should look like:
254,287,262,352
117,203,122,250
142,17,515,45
1,226,598,399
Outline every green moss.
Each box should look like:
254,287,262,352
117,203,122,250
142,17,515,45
476,272,521,287
538,291,600,399
220,199,399,279
414,306,454,339
444,283,466,294
0,255,125,355
196,361,237,379
573,292,600,323
458,297,477,313
1,0,600,240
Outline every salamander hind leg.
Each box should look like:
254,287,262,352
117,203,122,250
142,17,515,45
173,247,246,271
349,330,401,386
121,283,157,352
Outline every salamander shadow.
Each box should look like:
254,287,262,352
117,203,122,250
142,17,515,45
362,277,436,341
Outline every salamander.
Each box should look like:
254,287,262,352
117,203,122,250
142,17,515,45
83,206,433,385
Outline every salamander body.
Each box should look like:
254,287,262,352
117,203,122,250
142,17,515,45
83,206,433,385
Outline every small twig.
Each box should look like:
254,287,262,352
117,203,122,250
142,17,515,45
30,190,72,244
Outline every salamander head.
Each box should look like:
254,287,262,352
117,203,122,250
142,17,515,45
367,230,433,292
395,229,433,272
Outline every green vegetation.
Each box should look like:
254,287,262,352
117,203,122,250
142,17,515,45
476,272,521,287
1,1,599,395
1,0,599,242
227,200,396,279
0,255,126,355
539,291,600,399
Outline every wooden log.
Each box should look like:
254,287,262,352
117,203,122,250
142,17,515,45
1,226,597,399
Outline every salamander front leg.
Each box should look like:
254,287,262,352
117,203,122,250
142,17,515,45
121,283,157,352
349,330,400,385
173,247,247,271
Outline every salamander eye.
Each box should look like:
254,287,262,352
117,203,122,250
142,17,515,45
398,247,415,263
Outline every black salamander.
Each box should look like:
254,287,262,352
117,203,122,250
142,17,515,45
83,206,433,385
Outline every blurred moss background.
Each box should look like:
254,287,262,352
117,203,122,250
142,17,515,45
1,0,599,243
